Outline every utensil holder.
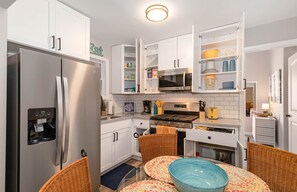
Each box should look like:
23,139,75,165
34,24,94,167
199,111,206,120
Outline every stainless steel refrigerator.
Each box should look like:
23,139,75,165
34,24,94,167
6,48,101,192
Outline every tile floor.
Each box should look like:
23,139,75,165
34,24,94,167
99,159,143,192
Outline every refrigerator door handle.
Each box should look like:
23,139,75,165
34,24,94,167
55,76,63,166
62,77,70,163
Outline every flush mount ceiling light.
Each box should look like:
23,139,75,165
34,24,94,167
146,4,168,22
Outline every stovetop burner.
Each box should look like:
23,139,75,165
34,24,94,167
150,114,199,123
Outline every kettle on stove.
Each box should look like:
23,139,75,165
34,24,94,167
207,107,219,120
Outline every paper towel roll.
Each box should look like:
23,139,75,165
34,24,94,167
108,100,114,115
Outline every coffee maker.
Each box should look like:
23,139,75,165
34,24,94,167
143,100,152,114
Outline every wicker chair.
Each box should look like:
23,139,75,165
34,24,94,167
39,157,92,192
247,142,297,192
139,134,177,164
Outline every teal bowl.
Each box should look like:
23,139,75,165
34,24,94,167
168,158,229,192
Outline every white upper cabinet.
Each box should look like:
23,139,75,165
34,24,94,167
8,0,56,50
192,14,245,93
158,34,193,71
177,34,193,69
8,0,90,61
55,1,90,60
158,37,177,71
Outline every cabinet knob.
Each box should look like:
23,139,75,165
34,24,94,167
140,122,143,125
208,136,211,140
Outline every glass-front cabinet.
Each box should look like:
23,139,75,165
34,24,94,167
192,15,245,93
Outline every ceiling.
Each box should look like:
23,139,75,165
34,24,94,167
60,0,297,46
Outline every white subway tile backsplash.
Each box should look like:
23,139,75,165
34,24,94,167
108,92,240,119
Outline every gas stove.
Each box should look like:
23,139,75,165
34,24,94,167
149,102,199,155
150,102,199,130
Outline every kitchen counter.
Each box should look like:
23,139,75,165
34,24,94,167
192,118,240,128
101,113,153,124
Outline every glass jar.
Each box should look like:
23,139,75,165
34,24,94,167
204,75,216,90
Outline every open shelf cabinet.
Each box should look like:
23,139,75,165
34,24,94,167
192,15,245,93
139,40,160,94
112,42,139,94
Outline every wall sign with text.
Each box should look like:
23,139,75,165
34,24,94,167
90,43,103,57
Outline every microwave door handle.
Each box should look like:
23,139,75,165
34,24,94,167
55,76,63,166
62,77,70,163
183,71,186,90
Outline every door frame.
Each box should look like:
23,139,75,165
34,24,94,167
288,52,297,153
245,38,297,150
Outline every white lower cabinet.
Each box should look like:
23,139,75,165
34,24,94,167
101,119,132,173
185,124,246,168
101,132,115,172
131,119,150,160
114,128,132,164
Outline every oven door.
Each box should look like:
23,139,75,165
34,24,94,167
158,69,192,91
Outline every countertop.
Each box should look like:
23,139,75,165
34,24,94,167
101,112,153,124
192,118,240,128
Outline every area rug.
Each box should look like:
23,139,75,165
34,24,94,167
101,163,135,190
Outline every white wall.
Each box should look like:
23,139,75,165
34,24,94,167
245,51,271,112
245,16,297,47
90,37,111,60
0,7,7,192
269,48,285,149
244,51,271,132
0,0,15,9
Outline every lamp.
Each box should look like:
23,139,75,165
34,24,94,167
261,103,270,114
146,4,168,22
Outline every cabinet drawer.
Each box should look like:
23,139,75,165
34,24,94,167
101,119,132,135
255,135,275,143
255,119,275,128
133,119,149,129
256,127,275,137
186,129,237,148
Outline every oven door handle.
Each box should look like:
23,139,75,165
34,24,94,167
183,71,186,90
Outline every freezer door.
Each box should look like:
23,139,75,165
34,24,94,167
18,49,62,192
62,58,101,190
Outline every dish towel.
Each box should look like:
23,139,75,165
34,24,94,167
156,125,177,134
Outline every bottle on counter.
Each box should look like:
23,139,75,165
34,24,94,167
154,104,158,115
151,101,154,115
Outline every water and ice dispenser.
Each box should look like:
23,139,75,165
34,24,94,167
28,108,56,145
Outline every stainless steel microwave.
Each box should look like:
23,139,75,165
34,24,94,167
158,68,192,92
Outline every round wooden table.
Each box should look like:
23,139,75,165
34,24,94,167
118,156,270,192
